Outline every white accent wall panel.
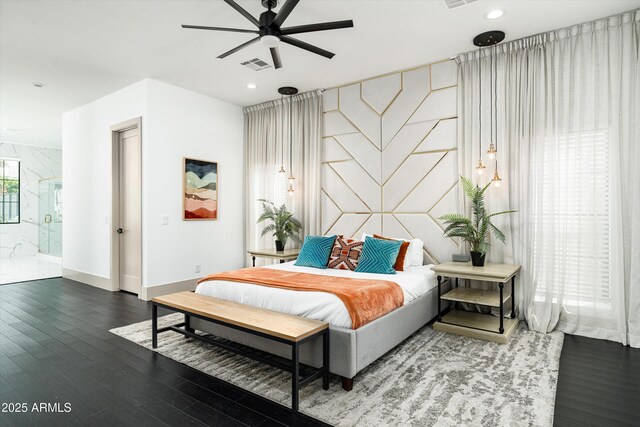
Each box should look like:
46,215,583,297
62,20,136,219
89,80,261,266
322,60,459,264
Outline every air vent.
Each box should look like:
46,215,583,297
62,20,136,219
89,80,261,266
240,58,273,71
443,0,478,9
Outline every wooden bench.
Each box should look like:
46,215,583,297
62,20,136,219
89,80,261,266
151,291,330,412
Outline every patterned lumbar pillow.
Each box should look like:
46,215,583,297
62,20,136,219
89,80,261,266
294,235,337,269
355,236,402,275
327,237,364,271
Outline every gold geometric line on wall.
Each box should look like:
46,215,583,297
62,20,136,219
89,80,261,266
332,136,381,185
360,74,402,116
322,159,353,164
387,151,449,212
323,130,362,138
380,120,443,187
334,108,380,152
351,213,375,239
427,180,458,215
321,188,345,214
391,212,440,264
326,162,373,212
382,74,433,150
413,148,458,155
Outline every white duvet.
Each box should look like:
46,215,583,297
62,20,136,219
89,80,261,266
195,262,438,329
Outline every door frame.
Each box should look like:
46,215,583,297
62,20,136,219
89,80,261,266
110,117,142,294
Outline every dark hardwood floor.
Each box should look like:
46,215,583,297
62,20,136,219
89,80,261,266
0,278,638,426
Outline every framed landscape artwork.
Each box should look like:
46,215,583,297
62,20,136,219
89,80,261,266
183,158,218,220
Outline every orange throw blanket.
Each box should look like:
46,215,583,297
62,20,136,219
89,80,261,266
197,268,404,329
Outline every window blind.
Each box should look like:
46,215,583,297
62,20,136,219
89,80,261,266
532,130,611,304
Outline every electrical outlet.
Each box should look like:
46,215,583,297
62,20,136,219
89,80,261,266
195,264,201,273
162,215,169,225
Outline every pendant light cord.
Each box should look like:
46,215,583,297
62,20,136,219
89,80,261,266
493,43,498,170
478,46,482,160
289,95,292,173
281,95,284,169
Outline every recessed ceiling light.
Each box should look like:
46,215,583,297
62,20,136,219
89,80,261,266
31,82,46,88
247,83,257,89
485,10,504,19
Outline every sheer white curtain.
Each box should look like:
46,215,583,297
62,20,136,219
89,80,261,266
243,90,323,266
457,10,640,346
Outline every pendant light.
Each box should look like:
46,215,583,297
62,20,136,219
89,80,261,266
473,31,505,179
278,86,298,196
278,94,287,178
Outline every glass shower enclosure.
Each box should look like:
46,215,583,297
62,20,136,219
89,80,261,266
38,178,62,257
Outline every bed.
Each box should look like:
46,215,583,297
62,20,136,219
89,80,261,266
191,261,447,390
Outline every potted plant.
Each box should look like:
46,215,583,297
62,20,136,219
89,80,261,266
440,177,515,266
256,199,303,252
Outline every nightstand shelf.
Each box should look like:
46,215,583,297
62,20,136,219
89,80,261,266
434,310,519,344
441,287,511,308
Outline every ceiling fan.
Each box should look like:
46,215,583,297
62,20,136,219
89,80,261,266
182,0,354,69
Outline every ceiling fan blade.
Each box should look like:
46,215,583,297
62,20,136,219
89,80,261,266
280,20,354,36
270,47,283,69
272,0,300,28
217,37,260,59
182,25,258,34
280,36,334,59
223,0,260,27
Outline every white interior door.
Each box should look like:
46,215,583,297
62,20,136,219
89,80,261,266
118,127,141,294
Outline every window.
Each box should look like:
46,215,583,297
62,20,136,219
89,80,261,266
0,159,20,224
532,130,611,306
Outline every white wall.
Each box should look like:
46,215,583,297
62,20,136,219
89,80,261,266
144,80,244,287
0,142,62,258
63,80,148,279
62,79,244,291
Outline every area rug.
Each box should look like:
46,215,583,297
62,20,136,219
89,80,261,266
110,314,564,426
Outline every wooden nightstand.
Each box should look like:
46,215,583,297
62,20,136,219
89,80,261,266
431,262,521,344
247,248,301,267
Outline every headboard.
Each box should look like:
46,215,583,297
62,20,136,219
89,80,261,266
321,60,460,264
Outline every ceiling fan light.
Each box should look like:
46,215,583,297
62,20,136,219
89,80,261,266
260,35,280,48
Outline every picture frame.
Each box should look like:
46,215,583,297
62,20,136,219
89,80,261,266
183,157,218,220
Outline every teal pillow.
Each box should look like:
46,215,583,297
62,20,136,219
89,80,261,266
355,236,402,275
295,235,337,269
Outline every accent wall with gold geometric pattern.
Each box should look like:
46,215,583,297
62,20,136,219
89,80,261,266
322,59,459,264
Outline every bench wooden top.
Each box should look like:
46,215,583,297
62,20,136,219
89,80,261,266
152,292,328,342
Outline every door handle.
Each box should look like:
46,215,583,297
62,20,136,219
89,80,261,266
117,228,124,234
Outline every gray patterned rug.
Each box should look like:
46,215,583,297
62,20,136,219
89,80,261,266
110,314,563,426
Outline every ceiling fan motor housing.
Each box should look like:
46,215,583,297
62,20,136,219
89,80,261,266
261,0,278,9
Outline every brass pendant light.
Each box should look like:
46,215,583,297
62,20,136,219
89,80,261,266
278,86,298,196
473,31,505,181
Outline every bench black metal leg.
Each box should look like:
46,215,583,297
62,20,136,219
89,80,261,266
499,283,504,334
322,329,330,390
292,342,300,412
185,314,194,334
152,303,158,348
252,256,256,267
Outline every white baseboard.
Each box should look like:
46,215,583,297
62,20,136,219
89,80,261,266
139,278,198,301
62,268,116,291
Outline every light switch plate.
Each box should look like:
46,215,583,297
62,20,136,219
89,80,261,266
195,264,201,273
162,215,169,225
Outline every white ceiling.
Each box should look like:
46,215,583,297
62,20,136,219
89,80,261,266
1,0,639,148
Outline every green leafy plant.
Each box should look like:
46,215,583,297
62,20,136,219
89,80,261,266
256,199,303,248
440,176,515,254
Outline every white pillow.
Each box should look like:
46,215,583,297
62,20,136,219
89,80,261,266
361,233,424,267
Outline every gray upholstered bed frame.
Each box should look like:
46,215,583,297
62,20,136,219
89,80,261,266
190,279,449,390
